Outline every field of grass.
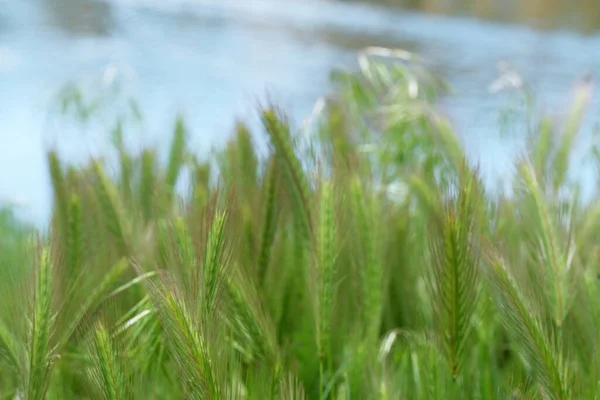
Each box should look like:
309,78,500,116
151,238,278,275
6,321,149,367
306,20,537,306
0,49,599,399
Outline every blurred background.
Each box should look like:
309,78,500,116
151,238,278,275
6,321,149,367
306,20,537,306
0,0,598,225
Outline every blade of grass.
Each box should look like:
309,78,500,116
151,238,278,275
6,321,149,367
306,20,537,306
486,252,569,400
27,247,55,400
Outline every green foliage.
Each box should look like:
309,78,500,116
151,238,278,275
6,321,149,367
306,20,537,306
86,322,133,400
27,247,55,400
2,48,599,399
427,164,483,380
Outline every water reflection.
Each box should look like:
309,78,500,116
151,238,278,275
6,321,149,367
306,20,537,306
1,0,599,226
342,0,600,33
290,26,422,53
31,0,600,37
28,0,600,36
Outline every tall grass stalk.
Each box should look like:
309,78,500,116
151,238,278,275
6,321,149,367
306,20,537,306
427,165,482,381
2,52,599,399
27,247,55,400
87,322,131,400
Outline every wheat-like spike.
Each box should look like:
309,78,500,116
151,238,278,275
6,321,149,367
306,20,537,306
156,287,217,399
140,149,157,223
427,166,482,380
235,121,259,195
262,107,312,239
204,210,228,316
66,194,83,281
487,253,569,400
48,151,70,228
261,109,313,343
92,161,130,256
520,160,571,327
531,117,553,186
317,181,336,359
315,179,337,394
553,84,589,191
350,177,383,343
165,116,187,197
257,157,281,285
27,247,54,400
275,209,310,341
89,322,130,400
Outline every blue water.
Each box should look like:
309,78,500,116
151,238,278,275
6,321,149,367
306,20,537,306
1,0,599,226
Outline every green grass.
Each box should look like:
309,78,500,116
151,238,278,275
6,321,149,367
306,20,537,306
1,49,599,399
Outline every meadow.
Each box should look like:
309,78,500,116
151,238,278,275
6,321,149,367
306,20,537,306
0,48,598,399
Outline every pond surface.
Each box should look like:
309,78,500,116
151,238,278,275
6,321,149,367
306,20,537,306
1,0,599,225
